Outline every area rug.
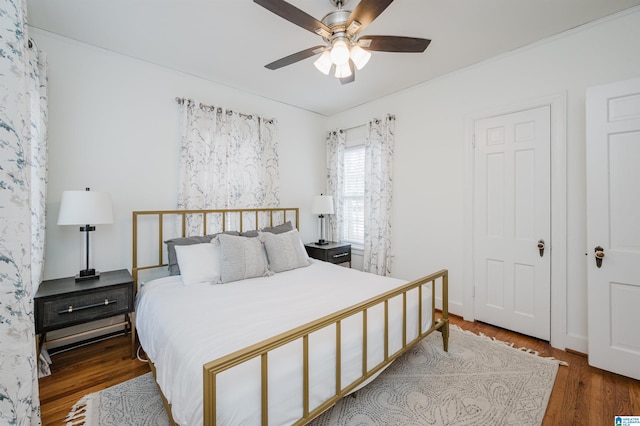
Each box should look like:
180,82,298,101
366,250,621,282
310,326,566,426
66,326,565,426
65,373,169,426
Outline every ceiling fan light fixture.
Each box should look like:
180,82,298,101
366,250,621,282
350,44,371,70
314,51,333,75
256,0,433,85
334,62,352,78
330,39,350,65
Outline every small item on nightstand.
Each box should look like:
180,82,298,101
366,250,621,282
311,194,334,245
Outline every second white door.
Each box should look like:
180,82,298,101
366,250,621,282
474,105,551,340
586,77,640,380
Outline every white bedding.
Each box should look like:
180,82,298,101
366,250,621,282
136,260,432,425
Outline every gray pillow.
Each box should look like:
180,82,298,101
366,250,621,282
239,221,293,238
260,229,312,273
165,231,239,275
262,221,294,234
217,234,271,284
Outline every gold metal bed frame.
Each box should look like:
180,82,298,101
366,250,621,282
132,208,449,426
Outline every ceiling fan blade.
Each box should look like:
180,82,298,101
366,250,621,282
346,0,394,35
339,60,356,85
254,0,331,36
265,46,325,70
358,36,431,53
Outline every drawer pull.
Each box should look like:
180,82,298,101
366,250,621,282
59,299,117,315
333,252,349,258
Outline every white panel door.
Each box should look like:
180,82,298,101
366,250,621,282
474,106,551,340
586,77,640,380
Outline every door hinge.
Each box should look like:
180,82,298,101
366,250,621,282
472,285,475,298
472,134,476,148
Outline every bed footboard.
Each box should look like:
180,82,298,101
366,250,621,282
203,269,449,426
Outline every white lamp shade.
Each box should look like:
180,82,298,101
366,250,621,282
350,45,371,70
314,51,332,75
311,195,335,215
58,190,113,225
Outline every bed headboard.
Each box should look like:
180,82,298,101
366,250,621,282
132,208,299,289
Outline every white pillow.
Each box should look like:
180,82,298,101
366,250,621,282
217,234,271,284
260,229,312,273
174,242,220,286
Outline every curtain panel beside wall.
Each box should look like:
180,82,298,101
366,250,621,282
176,99,280,234
0,0,49,422
363,115,395,276
326,115,395,277
29,38,49,296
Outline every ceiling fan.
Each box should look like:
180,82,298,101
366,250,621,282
254,0,431,84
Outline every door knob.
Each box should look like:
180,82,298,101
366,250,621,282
595,246,604,268
537,239,545,257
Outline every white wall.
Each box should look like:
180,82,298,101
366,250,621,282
32,29,327,281
34,7,640,352
327,8,640,352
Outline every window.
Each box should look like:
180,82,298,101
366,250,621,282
342,127,365,247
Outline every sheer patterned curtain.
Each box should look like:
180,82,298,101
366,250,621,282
177,100,280,234
28,39,52,379
29,39,49,294
326,129,346,243
0,0,48,422
363,115,395,276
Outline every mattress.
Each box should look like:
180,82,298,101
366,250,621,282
135,260,432,425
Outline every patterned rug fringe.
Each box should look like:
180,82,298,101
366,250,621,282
64,394,95,426
451,324,569,366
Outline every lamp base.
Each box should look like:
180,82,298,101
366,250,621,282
75,269,100,281
316,239,329,246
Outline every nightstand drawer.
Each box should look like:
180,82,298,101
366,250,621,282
38,286,132,333
326,247,351,263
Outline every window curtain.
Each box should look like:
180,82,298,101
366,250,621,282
177,99,280,234
326,129,345,243
29,39,49,295
363,115,395,276
0,0,48,422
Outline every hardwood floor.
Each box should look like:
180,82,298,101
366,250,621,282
38,336,151,424
38,316,640,425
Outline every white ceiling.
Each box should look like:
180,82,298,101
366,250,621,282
26,0,640,116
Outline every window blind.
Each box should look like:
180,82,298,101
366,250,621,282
343,145,365,244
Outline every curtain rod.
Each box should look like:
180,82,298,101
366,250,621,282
175,97,274,123
333,114,396,134
340,124,365,133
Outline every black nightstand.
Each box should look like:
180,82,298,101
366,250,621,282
305,242,351,267
34,269,135,357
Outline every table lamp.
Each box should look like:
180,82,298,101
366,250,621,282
58,188,113,280
311,194,334,245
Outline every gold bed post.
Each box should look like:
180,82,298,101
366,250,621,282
440,272,450,352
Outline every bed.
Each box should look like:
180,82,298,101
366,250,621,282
132,208,449,425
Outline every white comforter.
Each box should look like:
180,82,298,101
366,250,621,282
135,260,432,425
